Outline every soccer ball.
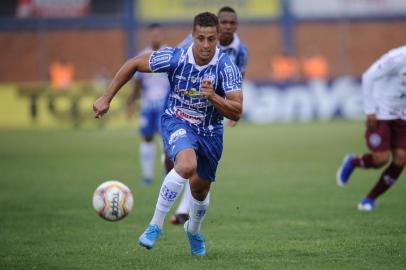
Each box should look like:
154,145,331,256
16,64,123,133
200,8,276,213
92,180,133,221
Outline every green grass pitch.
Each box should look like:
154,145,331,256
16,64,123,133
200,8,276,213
0,121,405,269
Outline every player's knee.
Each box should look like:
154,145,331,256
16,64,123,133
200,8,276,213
393,149,406,167
372,152,390,168
174,149,197,178
174,159,197,179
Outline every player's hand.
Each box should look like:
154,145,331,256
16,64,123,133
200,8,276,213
93,96,110,119
366,114,377,130
200,79,215,100
127,103,136,118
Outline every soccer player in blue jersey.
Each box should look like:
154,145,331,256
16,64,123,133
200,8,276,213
171,6,248,225
178,6,248,76
127,23,170,185
93,12,243,256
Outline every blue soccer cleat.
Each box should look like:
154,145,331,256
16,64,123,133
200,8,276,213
336,154,355,187
142,177,153,185
357,197,375,211
138,224,161,249
184,220,206,256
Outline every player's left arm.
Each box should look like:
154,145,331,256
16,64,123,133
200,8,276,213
201,80,242,121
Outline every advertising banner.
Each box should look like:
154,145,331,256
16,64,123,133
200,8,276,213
136,0,280,21
243,78,364,123
291,0,406,18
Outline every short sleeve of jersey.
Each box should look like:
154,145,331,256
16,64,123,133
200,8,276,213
177,33,193,49
366,47,406,79
236,43,248,74
148,47,175,73
219,55,243,93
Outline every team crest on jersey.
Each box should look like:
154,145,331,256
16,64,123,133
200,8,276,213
202,73,216,84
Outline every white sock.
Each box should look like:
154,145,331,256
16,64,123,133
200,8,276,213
188,193,210,235
175,181,192,214
150,169,186,228
140,141,155,179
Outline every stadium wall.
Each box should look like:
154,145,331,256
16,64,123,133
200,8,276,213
1,20,406,83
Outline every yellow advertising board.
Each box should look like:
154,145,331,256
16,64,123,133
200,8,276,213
137,0,280,21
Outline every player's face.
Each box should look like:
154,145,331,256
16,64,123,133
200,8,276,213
192,26,218,64
148,28,164,50
218,12,238,41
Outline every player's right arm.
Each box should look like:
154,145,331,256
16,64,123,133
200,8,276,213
93,52,152,118
126,78,142,118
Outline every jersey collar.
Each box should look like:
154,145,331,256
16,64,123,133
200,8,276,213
219,33,240,51
187,44,220,71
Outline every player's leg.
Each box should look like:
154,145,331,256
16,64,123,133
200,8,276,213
337,120,390,186
151,148,196,227
139,118,198,249
139,110,156,185
358,120,406,211
139,148,196,249
171,147,191,225
184,174,211,256
171,181,192,225
183,133,222,256
163,151,174,173
363,149,405,199
140,135,155,185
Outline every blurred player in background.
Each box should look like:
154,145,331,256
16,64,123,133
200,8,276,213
171,6,248,225
93,12,243,256
337,46,406,211
127,23,170,185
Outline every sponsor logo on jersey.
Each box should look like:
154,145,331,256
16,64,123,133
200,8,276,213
151,54,171,65
169,128,186,145
172,93,208,108
175,86,202,97
175,107,204,124
175,75,187,81
225,66,234,83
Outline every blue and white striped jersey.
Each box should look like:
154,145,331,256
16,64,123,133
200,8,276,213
134,47,170,110
178,33,248,74
148,45,242,135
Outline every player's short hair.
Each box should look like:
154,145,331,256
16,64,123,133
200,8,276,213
218,6,236,15
193,12,219,33
147,23,162,30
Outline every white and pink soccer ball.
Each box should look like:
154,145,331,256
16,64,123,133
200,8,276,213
92,180,133,221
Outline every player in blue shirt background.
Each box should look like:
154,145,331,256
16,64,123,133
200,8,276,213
127,23,170,185
93,12,243,256
171,6,248,225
